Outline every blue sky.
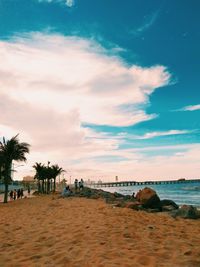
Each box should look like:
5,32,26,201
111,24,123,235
0,0,199,181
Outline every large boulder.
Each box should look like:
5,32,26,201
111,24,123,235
171,205,200,219
136,187,160,209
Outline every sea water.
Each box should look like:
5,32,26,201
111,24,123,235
94,181,200,207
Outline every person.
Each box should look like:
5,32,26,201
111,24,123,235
27,186,30,196
17,189,21,199
62,186,72,197
20,188,24,198
9,190,13,201
74,179,78,192
13,189,17,200
79,178,84,191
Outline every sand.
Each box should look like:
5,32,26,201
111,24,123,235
0,195,200,267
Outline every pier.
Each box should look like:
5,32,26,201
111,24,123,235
92,178,200,188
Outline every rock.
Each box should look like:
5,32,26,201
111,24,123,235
171,205,200,219
113,192,124,198
114,202,125,208
123,195,132,201
160,199,179,211
125,202,140,210
136,187,160,209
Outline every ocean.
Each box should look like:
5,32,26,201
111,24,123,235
93,181,200,207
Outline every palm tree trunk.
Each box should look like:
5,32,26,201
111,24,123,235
4,182,9,203
50,179,52,192
47,179,50,194
53,178,56,192
42,179,44,193
3,163,11,203
39,180,41,193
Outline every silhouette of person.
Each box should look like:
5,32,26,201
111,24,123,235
9,190,13,201
13,189,17,200
74,179,78,192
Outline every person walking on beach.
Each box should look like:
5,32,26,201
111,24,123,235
13,189,17,200
20,188,24,198
9,190,13,201
17,188,21,199
28,186,30,196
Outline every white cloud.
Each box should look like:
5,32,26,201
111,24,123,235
130,10,159,36
0,33,175,180
38,0,75,7
135,130,193,139
0,33,170,127
180,104,200,111
68,144,200,181
66,0,74,7
38,0,54,3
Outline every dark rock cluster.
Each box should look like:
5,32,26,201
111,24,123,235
35,186,200,219
76,187,200,219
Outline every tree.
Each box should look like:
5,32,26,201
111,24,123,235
33,162,45,193
33,163,65,193
0,135,30,203
0,152,4,182
51,164,65,192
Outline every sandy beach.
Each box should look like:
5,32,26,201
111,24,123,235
0,195,200,267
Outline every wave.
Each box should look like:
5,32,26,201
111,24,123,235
182,186,200,191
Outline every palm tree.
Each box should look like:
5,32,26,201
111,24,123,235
33,163,65,194
0,135,30,203
0,152,4,182
51,164,65,192
33,162,45,193
46,161,51,194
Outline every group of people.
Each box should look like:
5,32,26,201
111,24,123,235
9,187,31,201
61,178,84,198
74,178,84,192
9,188,24,200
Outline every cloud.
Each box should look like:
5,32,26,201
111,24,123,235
178,104,200,112
87,130,194,141
0,33,170,127
130,10,160,36
68,144,200,181
38,0,75,7
0,32,173,179
134,130,194,139
65,0,74,7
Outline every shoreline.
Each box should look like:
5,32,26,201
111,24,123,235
1,186,200,210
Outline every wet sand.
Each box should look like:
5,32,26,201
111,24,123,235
0,195,200,267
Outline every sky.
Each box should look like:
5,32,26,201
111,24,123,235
0,0,200,182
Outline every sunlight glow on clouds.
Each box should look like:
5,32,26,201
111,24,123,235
0,33,170,127
4,32,195,180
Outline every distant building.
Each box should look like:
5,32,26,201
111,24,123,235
22,176,36,189
23,176,35,182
